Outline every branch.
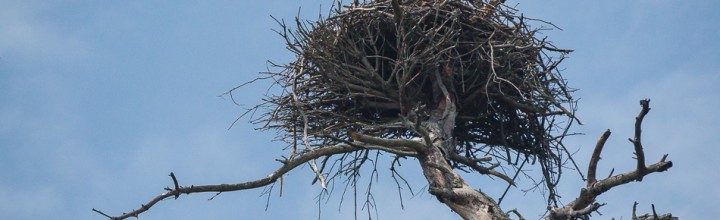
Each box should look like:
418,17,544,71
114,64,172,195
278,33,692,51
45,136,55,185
348,131,427,154
94,144,361,220
399,114,434,150
633,202,679,220
507,208,526,220
390,0,403,27
629,99,651,179
168,172,180,199
481,0,507,18
448,153,515,186
587,129,611,186
547,99,673,220
550,202,605,219
580,157,671,204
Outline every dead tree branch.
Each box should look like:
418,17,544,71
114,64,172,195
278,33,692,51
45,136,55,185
587,129,611,186
448,152,515,186
630,99,651,179
93,144,362,220
632,202,678,220
547,99,673,220
349,131,427,154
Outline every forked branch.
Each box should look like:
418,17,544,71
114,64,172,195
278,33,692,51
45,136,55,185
632,202,678,220
93,144,362,220
547,100,674,219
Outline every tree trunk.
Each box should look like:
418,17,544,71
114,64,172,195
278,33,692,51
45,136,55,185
417,70,508,220
418,108,508,220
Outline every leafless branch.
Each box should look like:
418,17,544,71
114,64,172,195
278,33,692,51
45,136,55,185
93,144,362,220
547,100,673,220
448,152,515,186
587,129,611,186
349,131,427,154
632,202,679,220
629,99,651,179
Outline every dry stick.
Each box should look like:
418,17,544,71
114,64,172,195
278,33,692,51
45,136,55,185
632,202,677,220
91,209,113,219
311,156,332,185
632,201,639,219
348,132,426,154
547,100,673,220
447,153,515,186
497,159,526,205
94,144,361,220
587,129,611,186
488,42,524,98
630,99,651,179
652,204,659,218
291,58,327,189
168,172,180,199
399,115,434,150
507,208,526,220
390,0,403,27
481,0,507,18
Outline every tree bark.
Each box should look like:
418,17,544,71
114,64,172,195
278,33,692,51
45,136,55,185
418,118,508,220
417,69,508,220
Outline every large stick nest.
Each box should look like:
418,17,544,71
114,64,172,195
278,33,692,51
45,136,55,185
246,0,577,184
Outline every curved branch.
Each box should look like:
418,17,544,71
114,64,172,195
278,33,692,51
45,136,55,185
94,144,361,220
587,129,611,186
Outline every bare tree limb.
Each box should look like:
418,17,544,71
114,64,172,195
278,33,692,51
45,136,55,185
547,100,673,220
93,144,362,220
448,152,515,186
94,138,429,220
629,99,651,179
587,129,611,186
632,202,679,220
348,131,427,154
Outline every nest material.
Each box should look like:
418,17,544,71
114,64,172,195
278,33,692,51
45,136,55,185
254,0,576,179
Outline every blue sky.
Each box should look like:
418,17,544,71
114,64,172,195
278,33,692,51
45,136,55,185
1,1,718,219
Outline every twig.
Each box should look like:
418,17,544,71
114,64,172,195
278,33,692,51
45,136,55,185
507,208,526,220
652,204,658,219
168,172,180,199
448,153,515,186
91,208,113,219
94,144,362,220
632,201,639,219
481,0,507,18
391,0,403,26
